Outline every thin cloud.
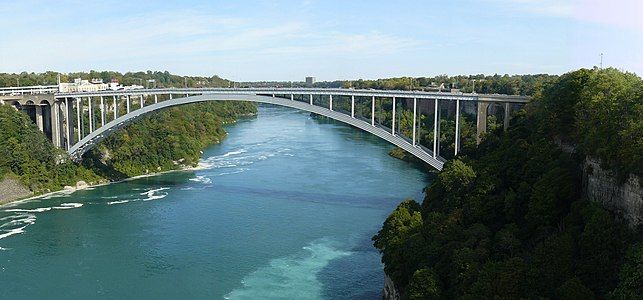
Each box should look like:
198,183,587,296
493,0,643,31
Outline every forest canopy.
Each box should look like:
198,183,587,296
373,68,643,299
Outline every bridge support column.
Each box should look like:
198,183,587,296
65,98,73,148
476,102,490,144
351,96,355,118
50,102,59,147
57,101,64,147
169,94,173,100
433,99,440,158
503,103,510,131
76,98,82,142
371,96,375,126
35,105,44,132
392,97,396,135
329,95,333,111
309,94,313,105
126,95,130,114
412,98,417,146
455,99,460,156
100,96,105,126
113,96,117,119
140,95,144,108
154,94,158,104
88,97,93,133
290,94,294,101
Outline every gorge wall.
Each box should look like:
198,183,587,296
583,157,643,228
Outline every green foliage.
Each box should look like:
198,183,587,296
436,159,476,192
345,74,557,95
374,68,641,298
0,105,101,194
467,257,528,299
372,199,423,287
83,101,256,178
536,67,643,179
609,242,643,299
0,70,231,88
408,268,441,299
557,277,595,300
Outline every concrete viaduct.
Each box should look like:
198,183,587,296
0,87,529,170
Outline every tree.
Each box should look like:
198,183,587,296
609,242,643,298
408,268,442,299
557,277,595,300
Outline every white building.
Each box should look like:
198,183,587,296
58,78,144,92
59,78,108,93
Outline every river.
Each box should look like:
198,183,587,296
0,105,431,299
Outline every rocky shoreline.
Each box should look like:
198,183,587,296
0,164,202,208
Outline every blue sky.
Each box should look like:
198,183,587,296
0,0,641,81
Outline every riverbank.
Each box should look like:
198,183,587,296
0,161,210,208
0,100,257,207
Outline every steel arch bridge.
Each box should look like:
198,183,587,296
2,87,529,171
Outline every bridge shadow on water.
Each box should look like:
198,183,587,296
205,183,399,210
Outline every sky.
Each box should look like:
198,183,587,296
0,0,641,81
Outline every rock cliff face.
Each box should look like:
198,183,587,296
583,158,642,228
0,178,32,205
383,273,401,300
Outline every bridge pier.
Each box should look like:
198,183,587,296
476,101,490,144
126,95,131,113
372,96,376,126
504,102,511,131
433,99,440,158
65,98,74,148
100,96,105,126
50,102,61,148
112,96,118,119
392,97,396,135
35,105,44,132
351,96,355,118
455,99,460,156
412,98,417,145
88,97,94,133
329,95,333,111
76,98,82,142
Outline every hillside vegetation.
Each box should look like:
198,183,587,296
0,70,257,199
83,101,256,178
373,68,642,299
0,105,102,194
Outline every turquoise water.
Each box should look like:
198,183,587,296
0,105,431,299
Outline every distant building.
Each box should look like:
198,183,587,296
305,77,316,85
59,78,108,93
58,78,143,92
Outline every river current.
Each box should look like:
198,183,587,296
0,105,430,299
